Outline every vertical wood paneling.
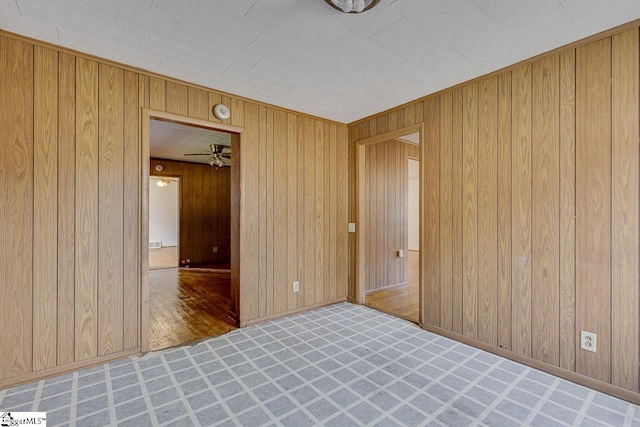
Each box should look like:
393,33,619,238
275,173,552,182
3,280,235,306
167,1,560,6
123,70,139,349
611,29,639,391
337,126,349,299
287,114,299,311
511,64,533,357
265,109,275,315
304,118,316,306
531,56,560,365
315,121,325,303
231,98,245,128
451,88,464,335
376,136,385,288
559,50,576,372
297,116,306,308
363,140,413,292
273,110,288,314
98,63,124,356
0,32,352,387
57,52,76,365
151,158,231,265
188,87,209,120
477,77,498,346
323,123,331,302
165,81,188,115
576,38,612,383
391,133,399,285
0,37,34,378
425,97,440,326
74,57,99,361
440,93,453,331
330,125,339,300
258,106,268,317
347,24,640,396
149,76,165,111
462,83,478,339
242,102,259,321
33,46,59,371
497,71,512,351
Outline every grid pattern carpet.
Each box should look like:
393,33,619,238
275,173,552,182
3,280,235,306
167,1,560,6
1,302,638,426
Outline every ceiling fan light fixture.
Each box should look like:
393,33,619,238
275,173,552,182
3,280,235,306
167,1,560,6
156,178,170,187
324,0,379,13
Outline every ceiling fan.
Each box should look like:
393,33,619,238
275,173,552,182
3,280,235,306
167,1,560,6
184,144,231,167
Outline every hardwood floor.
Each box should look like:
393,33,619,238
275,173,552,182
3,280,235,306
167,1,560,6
365,250,419,323
149,246,178,270
149,267,236,351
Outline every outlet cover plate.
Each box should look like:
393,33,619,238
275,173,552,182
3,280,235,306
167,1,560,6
293,281,299,292
580,331,597,353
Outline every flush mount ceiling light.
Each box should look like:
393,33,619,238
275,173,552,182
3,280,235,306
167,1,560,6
324,0,380,13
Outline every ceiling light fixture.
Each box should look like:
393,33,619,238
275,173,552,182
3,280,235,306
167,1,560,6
208,156,225,168
324,0,379,13
156,178,171,187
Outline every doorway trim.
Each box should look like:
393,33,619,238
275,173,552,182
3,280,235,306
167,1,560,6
141,108,244,351
354,123,425,324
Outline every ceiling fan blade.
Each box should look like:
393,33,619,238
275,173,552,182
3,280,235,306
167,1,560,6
220,153,231,159
184,153,210,156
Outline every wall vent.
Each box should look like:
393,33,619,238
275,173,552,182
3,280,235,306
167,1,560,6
149,241,162,249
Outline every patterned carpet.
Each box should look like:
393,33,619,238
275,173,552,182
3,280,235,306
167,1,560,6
1,303,638,426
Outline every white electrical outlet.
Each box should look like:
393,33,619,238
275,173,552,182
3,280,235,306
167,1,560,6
293,281,299,292
348,223,356,233
580,331,597,353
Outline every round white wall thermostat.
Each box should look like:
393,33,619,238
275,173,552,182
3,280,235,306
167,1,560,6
213,104,230,120
155,164,164,172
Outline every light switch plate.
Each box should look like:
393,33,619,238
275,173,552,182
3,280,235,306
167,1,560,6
348,223,356,233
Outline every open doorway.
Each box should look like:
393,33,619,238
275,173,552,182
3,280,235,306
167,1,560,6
149,176,179,270
356,126,422,323
142,110,242,352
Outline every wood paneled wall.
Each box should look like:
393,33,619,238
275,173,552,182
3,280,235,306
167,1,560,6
349,27,640,395
0,32,348,387
150,158,231,266
363,139,419,292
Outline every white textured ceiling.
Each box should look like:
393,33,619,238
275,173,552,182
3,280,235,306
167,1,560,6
2,1,640,123
150,119,231,165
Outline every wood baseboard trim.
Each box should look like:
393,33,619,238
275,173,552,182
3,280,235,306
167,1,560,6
346,296,357,304
420,324,640,406
242,298,347,327
0,348,141,391
365,282,408,296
